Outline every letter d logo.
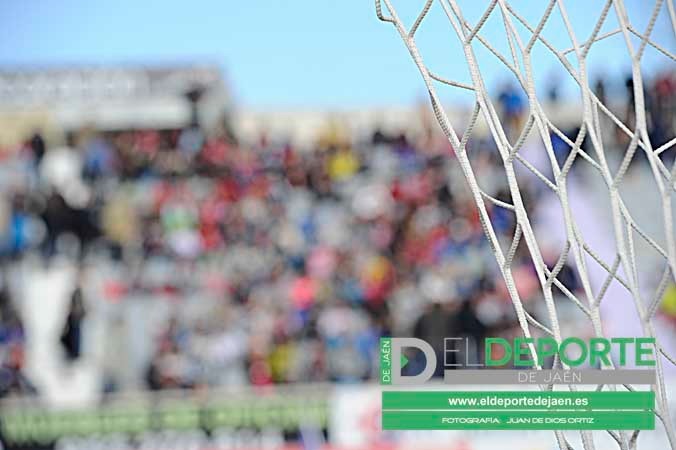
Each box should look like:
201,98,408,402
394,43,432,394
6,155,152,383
391,338,437,385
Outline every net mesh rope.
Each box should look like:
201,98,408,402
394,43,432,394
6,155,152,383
375,1,676,449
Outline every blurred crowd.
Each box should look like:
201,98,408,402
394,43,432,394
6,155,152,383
0,70,674,397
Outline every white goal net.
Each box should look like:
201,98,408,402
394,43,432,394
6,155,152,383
376,1,676,449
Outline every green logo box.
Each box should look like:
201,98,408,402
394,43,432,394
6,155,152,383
382,391,654,410
381,391,655,430
382,410,655,430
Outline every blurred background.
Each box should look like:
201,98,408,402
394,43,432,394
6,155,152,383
0,1,674,449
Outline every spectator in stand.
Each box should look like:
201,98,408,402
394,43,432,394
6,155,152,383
497,81,526,140
60,273,87,361
0,268,36,397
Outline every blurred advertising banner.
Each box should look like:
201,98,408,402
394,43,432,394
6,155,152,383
2,382,675,450
0,386,328,450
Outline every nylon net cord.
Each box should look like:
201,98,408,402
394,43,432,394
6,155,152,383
375,1,676,449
